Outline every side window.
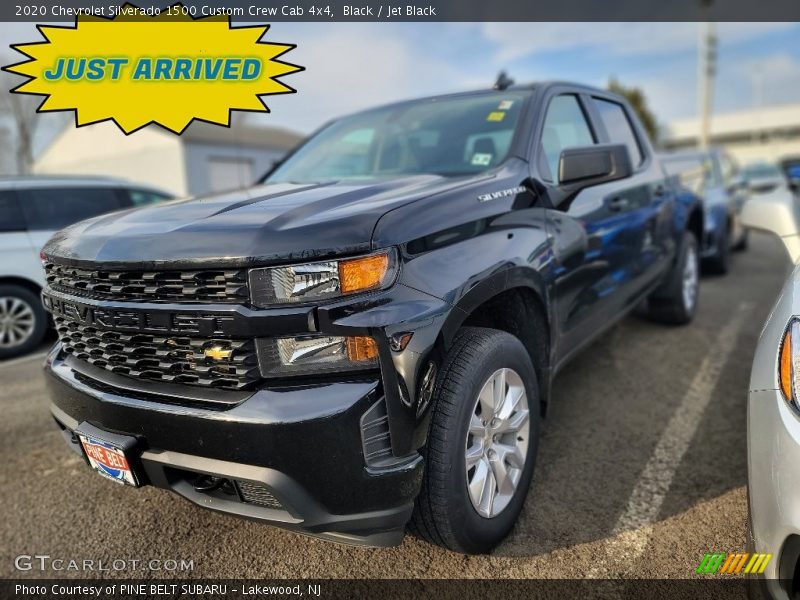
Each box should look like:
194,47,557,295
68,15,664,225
0,191,26,232
539,95,595,183
18,187,126,231
592,98,644,166
126,189,172,206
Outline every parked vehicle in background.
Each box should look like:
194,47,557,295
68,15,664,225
41,81,704,553
742,161,789,195
780,157,800,192
661,149,749,275
0,176,173,359
740,190,800,598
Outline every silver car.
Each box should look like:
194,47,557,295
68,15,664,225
742,162,790,196
743,188,800,598
0,176,172,359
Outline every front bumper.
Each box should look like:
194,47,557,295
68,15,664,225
748,388,800,596
45,345,423,547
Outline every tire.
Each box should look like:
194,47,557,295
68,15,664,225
733,228,749,252
647,231,700,325
409,327,540,554
0,284,47,360
703,225,730,275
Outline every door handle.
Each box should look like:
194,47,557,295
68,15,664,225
607,197,629,212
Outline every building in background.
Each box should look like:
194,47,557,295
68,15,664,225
33,120,304,197
662,103,800,165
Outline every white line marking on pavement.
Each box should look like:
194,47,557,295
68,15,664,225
0,351,48,370
588,303,750,577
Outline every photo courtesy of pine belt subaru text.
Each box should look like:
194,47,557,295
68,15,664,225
41,80,704,553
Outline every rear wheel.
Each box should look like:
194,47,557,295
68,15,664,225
647,231,700,325
0,285,47,359
409,327,540,554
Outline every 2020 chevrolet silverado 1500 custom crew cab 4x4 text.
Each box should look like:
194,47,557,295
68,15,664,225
42,82,703,553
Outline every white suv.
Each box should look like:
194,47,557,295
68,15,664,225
0,176,172,359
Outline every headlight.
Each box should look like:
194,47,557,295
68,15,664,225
248,249,397,307
779,319,800,405
257,335,379,376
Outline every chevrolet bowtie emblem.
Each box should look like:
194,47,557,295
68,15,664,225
204,346,232,361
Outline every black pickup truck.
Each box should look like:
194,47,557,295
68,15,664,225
42,81,703,554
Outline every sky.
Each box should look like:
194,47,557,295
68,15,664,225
1,21,799,153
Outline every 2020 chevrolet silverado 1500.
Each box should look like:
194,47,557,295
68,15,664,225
42,82,703,553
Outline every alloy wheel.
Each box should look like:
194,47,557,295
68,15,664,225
465,368,530,518
0,296,36,350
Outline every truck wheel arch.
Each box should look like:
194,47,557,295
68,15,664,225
437,274,552,415
0,276,42,297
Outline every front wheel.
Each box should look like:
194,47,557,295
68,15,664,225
0,284,47,359
409,327,540,554
647,231,700,325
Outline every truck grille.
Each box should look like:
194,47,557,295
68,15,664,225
45,262,249,304
236,481,283,510
55,316,261,390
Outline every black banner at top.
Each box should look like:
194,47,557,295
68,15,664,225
3,0,800,22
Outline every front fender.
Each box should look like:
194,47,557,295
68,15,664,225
316,283,456,457
315,224,554,458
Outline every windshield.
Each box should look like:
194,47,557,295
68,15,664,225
265,92,529,183
743,163,782,179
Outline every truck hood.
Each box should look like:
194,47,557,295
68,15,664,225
43,174,481,268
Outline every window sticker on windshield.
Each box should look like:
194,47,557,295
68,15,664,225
498,100,514,110
471,153,493,166
487,111,506,122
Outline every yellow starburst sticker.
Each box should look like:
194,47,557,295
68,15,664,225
2,3,303,134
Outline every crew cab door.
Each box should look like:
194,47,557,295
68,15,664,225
535,92,672,364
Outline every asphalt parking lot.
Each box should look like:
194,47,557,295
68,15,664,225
0,232,790,580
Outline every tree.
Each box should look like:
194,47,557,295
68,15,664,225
607,77,660,143
0,66,42,174
0,127,13,175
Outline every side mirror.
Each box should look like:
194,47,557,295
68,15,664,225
741,191,800,263
558,143,633,193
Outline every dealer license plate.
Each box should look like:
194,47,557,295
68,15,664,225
78,434,138,486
